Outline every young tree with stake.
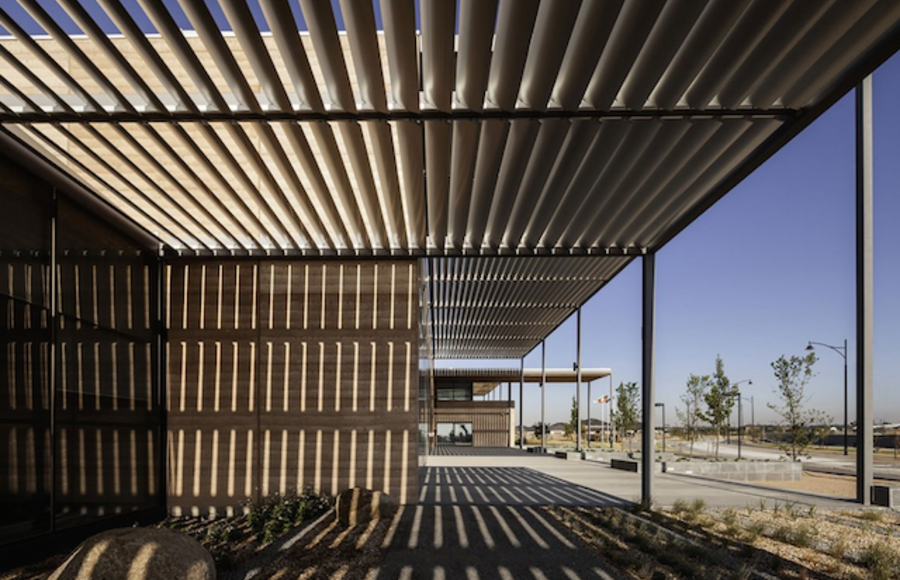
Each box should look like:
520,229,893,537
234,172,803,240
769,352,832,461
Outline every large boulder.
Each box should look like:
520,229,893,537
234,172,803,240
48,527,215,580
335,488,396,527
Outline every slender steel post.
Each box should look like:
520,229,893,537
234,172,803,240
655,403,665,452
609,371,614,450
576,307,582,453
519,357,524,449
856,75,874,505
49,187,57,532
541,340,546,452
737,396,742,460
641,254,656,505
508,380,512,447
843,338,849,456
750,396,754,435
587,381,592,449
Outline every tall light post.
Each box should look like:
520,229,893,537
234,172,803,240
654,402,666,452
728,379,753,448
744,396,755,440
807,340,848,455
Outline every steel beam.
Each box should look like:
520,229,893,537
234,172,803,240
0,109,796,125
641,253,656,505
856,76,874,505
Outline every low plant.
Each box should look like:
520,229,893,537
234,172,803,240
826,536,848,560
783,501,801,520
721,508,738,528
246,488,331,544
672,498,690,515
681,498,706,522
744,520,766,543
860,541,900,580
859,510,885,523
771,522,814,548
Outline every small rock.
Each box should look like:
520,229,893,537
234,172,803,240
48,527,215,580
335,487,396,527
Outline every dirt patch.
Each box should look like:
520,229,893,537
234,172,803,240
760,470,895,500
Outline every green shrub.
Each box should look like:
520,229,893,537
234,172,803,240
246,488,331,544
860,541,900,580
672,498,689,515
827,537,848,560
721,508,738,530
859,510,885,523
771,523,814,548
744,520,766,542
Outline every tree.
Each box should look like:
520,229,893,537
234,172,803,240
532,422,548,440
768,352,832,461
699,355,737,459
677,373,710,458
611,381,639,451
566,396,579,441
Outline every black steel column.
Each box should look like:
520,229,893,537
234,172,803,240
519,358,524,450
587,380,592,449
856,75,874,505
508,381,513,447
541,341,546,452
49,188,58,532
609,371,614,450
641,253,656,505
843,338,849,456
576,307,582,452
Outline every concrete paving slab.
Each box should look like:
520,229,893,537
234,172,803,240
427,448,856,509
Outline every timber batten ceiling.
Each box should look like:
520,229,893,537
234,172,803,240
1,0,899,359
429,256,630,359
2,0,899,255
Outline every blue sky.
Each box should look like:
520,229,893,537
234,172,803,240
443,51,900,428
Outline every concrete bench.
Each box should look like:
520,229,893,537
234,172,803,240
611,458,639,472
872,485,900,508
554,451,582,460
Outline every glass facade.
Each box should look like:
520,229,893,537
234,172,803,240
435,381,474,402
0,154,163,546
436,422,473,445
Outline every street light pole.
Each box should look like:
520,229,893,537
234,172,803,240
655,402,666,452
807,340,849,455
730,380,752,460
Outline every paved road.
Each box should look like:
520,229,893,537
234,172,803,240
674,439,900,481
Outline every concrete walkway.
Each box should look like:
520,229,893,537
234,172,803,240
427,447,857,509
374,461,627,579
240,448,864,580
370,448,860,579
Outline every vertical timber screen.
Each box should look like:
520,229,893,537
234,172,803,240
166,259,420,515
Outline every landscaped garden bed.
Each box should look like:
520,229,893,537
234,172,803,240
547,500,900,580
0,489,337,580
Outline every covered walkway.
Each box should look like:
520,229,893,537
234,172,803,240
369,450,857,579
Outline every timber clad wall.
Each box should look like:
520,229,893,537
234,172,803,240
166,259,419,515
1,155,162,547
434,401,513,448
